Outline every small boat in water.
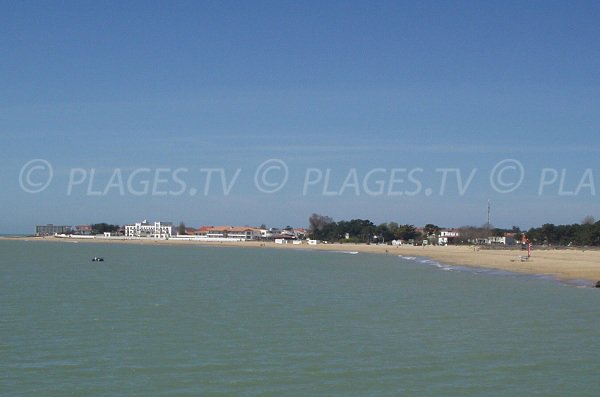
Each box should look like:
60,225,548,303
92,257,104,262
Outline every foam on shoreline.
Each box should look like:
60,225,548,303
398,254,595,288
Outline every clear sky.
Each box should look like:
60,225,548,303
2,1,599,234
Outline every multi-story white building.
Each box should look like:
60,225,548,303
227,227,261,240
125,220,172,239
438,229,460,245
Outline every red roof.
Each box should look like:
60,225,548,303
196,225,260,233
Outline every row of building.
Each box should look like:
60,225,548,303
36,221,307,242
434,230,517,246
35,222,517,245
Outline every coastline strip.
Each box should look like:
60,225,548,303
2,236,600,284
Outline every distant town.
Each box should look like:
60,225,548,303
34,213,600,247
36,221,309,243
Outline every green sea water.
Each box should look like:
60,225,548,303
1,240,599,396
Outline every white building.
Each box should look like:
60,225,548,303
487,235,517,245
438,230,460,245
226,227,261,241
200,226,261,241
125,220,172,239
260,229,273,239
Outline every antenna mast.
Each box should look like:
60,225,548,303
487,200,491,229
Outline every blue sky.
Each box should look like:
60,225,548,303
1,1,599,234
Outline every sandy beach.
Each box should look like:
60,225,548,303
3,236,600,284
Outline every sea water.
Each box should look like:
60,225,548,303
1,240,599,396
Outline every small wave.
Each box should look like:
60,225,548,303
399,255,455,271
431,262,454,271
400,254,477,274
398,255,417,261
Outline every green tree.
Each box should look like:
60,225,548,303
91,223,119,235
308,213,335,240
395,224,418,241
423,224,440,237
376,223,395,243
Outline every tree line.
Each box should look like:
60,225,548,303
308,213,600,247
308,213,426,243
525,218,600,246
91,223,120,234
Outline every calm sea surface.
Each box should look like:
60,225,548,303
1,240,599,396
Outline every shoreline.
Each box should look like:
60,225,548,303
3,236,600,284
